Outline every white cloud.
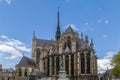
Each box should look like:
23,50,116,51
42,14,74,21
103,34,108,38
105,19,109,24
97,18,109,24
104,52,115,59
0,0,12,5
97,52,116,73
80,22,94,33
0,35,8,39
5,0,11,5
0,35,31,60
98,59,112,73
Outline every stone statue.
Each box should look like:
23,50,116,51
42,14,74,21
60,56,65,70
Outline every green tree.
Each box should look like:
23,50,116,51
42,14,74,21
112,51,120,77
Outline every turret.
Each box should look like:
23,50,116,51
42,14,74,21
85,35,89,43
32,31,37,46
90,39,94,49
81,33,83,41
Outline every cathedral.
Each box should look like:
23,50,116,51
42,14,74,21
16,10,98,80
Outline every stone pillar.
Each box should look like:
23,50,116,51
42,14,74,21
22,68,24,77
54,56,57,75
69,55,71,76
84,52,87,74
74,53,77,76
63,55,65,71
49,57,52,76
77,52,80,75
45,58,47,75
79,52,81,74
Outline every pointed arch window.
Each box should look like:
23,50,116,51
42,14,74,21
36,48,40,64
65,55,69,74
68,36,71,50
18,68,22,77
24,68,28,77
81,53,85,74
64,36,71,50
87,53,90,73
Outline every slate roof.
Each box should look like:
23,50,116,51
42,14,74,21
36,39,51,46
80,41,88,50
104,69,112,75
30,70,46,77
18,56,36,66
2,68,15,72
65,26,74,33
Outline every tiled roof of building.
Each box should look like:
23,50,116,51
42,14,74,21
36,39,51,46
18,56,36,66
65,26,74,33
30,70,46,77
2,68,15,72
104,69,112,75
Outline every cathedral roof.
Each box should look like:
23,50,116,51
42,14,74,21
65,25,74,33
18,56,36,66
36,39,51,46
80,41,88,50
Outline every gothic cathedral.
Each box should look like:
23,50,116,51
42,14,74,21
31,10,98,80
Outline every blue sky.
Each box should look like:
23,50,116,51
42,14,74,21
0,0,120,73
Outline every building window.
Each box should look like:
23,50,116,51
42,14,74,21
68,36,71,50
64,42,67,50
65,55,69,74
87,53,90,73
56,56,59,74
47,58,50,76
64,36,71,50
52,57,54,75
36,48,40,64
81,53,85,74
24,68,28,77
71,54,74,75
18,68,22,77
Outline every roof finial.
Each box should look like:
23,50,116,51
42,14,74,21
81,33,83,40
85,35,88,43
91,39,93,44
33,30,36,39
23,53,24,57
90,39,94,49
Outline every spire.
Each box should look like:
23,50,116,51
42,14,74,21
56,7,61,40
33,30,36,39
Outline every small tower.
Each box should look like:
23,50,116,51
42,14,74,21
55,7,61,40
32,31,37,46
85,35,89,43
32,31,37,61
81,33,83,41
90,39,94,49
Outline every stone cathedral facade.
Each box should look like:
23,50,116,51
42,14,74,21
31,10,98,80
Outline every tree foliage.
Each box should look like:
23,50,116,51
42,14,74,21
112,51,120,77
